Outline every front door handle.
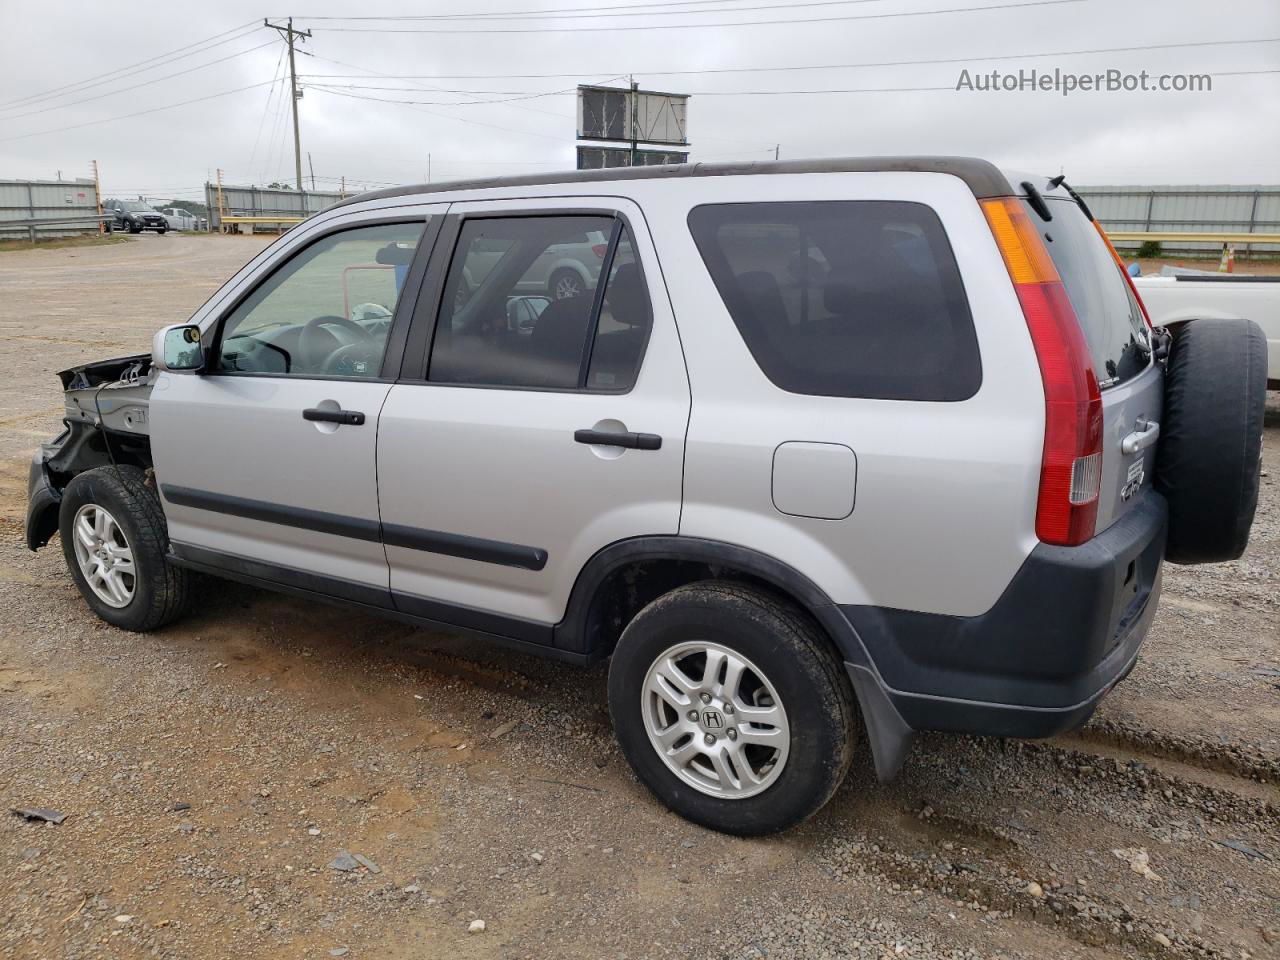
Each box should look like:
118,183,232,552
575,428,662,450
303,407,366,426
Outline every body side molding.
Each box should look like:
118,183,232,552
161,485,548,571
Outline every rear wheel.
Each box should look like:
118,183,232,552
1155,318,1267,563
59,466,191,631
608,582,856,835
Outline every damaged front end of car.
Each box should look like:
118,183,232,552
25,354,155,551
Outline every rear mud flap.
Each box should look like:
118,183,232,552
845,662,915,781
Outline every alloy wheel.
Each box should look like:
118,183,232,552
641,640,790,799
71,504,136,609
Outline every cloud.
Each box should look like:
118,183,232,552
1,0,1276,198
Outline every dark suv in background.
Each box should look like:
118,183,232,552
104,200,168,235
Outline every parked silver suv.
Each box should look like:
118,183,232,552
27,158,1267,834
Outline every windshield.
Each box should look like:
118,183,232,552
1032,198,1150,388
121,201,153,213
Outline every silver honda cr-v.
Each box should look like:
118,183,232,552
27,157,1267,834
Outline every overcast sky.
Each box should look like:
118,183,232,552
2,0,1277,204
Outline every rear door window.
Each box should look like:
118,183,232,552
687,201,980,401
429,216,650,391
1033,198,1150,387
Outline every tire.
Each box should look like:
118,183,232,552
1154,317,1267,564
58,465,191,631
608,581,856,835
157,225,168,235
128,222,142,235
548,267,584,301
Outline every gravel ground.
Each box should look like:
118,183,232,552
0,233,1277,960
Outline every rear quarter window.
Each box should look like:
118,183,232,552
687,200,980,401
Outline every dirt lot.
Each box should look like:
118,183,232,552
0,233,1276,960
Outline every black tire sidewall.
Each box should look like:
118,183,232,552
608,584,853,835
1155,317,1267,564
59,467,168,631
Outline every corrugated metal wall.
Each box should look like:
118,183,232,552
1077,184,1280,254
205,183,344,231
0,178,102,239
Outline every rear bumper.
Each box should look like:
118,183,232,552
839,491,1167,746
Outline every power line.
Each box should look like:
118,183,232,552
292,0,855,20
295,36,1280,82
311,69,1274,106
307,0,1084,34
305,87,569,141
248,46,290,177
0,80,275,143
301,52,576,122
299,0,891,23
0,39,278,122
302,80,591,106
0,21,260,109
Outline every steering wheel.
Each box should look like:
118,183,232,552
324,341,384,378
297,315,374,372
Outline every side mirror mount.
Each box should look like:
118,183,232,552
152,324,206,373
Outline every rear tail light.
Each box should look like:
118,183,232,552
592,243,608,259
982,198,1103,546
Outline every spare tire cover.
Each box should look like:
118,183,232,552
1154,317,1267,564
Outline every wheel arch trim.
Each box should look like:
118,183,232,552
556,536,872,660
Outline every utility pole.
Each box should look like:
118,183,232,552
308,152,316,191
628,77,639,167
90,159,103,236
264,17,311,192
427,153,431,183
216,168,226,234
774,144,780,161
339,175,346,199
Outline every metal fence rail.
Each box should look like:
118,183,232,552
0,179,102,239
206,182,344,232
1078,184,1280,254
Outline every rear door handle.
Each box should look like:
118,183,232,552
1120,419,1159,455
574,428,662,450
303,407,366,426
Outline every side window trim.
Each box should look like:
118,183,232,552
205,214,436,383
577,218,624,389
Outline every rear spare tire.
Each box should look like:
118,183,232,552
1155,317,1267,564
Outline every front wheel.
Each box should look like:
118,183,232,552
608,582,857,835
58,466,191,631
548,267,584,301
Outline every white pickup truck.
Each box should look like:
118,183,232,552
1133,272,1280,388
